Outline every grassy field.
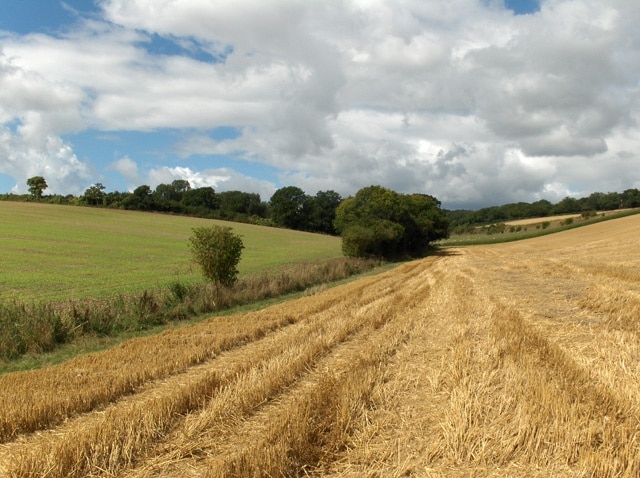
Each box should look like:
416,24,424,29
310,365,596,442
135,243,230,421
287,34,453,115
0,213,638,476
0,201,342,302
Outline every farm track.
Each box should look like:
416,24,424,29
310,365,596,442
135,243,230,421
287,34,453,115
2,215,640,476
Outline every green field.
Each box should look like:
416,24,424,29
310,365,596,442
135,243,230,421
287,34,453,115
0,202,342,302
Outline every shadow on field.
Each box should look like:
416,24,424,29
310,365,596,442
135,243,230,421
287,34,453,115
429,248,461,258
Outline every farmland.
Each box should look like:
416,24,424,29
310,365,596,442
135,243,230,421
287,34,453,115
439,208,639,246
0,214,639,476
0,201,341,301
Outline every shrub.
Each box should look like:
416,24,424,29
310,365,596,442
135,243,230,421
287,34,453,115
189,226,244,287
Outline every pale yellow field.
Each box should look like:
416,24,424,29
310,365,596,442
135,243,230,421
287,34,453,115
503,208,632,226
504,213,582,226
1,215,639,477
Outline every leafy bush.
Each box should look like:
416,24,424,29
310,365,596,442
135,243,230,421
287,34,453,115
189,226,244,287
334,185,449,259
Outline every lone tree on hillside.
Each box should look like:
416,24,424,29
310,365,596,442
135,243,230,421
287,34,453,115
26,176,48,199
189,226,244,288
334,185,449,260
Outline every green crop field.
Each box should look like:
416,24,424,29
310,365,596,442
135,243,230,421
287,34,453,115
0,202,342,302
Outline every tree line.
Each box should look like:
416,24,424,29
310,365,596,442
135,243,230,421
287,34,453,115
6,178,343,235
7,177,451,260
446,188,640,232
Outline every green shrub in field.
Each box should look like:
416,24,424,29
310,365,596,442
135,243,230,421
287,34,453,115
189,226,244,287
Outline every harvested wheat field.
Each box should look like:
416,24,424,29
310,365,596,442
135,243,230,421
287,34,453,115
1,215,640,477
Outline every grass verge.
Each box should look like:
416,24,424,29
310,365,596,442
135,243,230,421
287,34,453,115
0,257,385,372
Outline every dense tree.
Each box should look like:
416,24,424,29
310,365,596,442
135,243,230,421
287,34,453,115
82,183,106,206
188,226,244,288
551,197,582,215
155,180,192,203
172,179,191,197
530,199,553,217
218,191,267,217
269,186,310,230
123,184,154,210
446,189,640,228
26,176,48,199
401,193,450,255
334,185,449,259
621,189,640,208
181,187,219,210
307,190,342,235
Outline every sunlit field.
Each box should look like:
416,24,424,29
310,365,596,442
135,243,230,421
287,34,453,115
0,213,638,476
0,201,341,301
439,208,638,246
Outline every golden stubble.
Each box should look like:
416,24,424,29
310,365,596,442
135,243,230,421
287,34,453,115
1,214,640,477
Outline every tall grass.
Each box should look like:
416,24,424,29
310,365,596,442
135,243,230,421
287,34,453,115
0,257,381,361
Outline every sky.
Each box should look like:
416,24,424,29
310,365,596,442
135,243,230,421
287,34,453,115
0,0,638,209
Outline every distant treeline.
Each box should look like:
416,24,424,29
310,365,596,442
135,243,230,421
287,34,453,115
4,179,639,239
0,181,342,235
446,188,640,231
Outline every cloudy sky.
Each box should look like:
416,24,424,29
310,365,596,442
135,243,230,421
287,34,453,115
0,0,638,209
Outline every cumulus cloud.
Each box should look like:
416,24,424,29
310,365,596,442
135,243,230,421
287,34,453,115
108,156,139,184
0,127,91,195
1,0,639,207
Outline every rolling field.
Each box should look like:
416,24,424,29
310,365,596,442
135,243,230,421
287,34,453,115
0,214,639,476
0,202,341,301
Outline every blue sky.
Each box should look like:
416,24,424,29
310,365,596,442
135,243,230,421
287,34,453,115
1,0,638,209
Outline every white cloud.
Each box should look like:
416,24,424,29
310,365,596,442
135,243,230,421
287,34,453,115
0,0,639,207
0,127,91,195
108,156,139,183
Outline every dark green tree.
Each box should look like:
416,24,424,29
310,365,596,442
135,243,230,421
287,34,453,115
182,187,219,210
26,176,48,199
307,190,342,234
552,197,582,214
123,184,154,210
400,193,450,255
334,185,449,259
188,226,244,287
218,191,267,217
83,183,106,206
172,179,191,197
621,188,640,208
155,179,191,202
269,186,310,230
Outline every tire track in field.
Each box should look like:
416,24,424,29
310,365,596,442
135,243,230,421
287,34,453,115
309,241,640,477
307,250,494,477
131,260,437,477
0,258,438,478
452,245,640,476
0,268,374,443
